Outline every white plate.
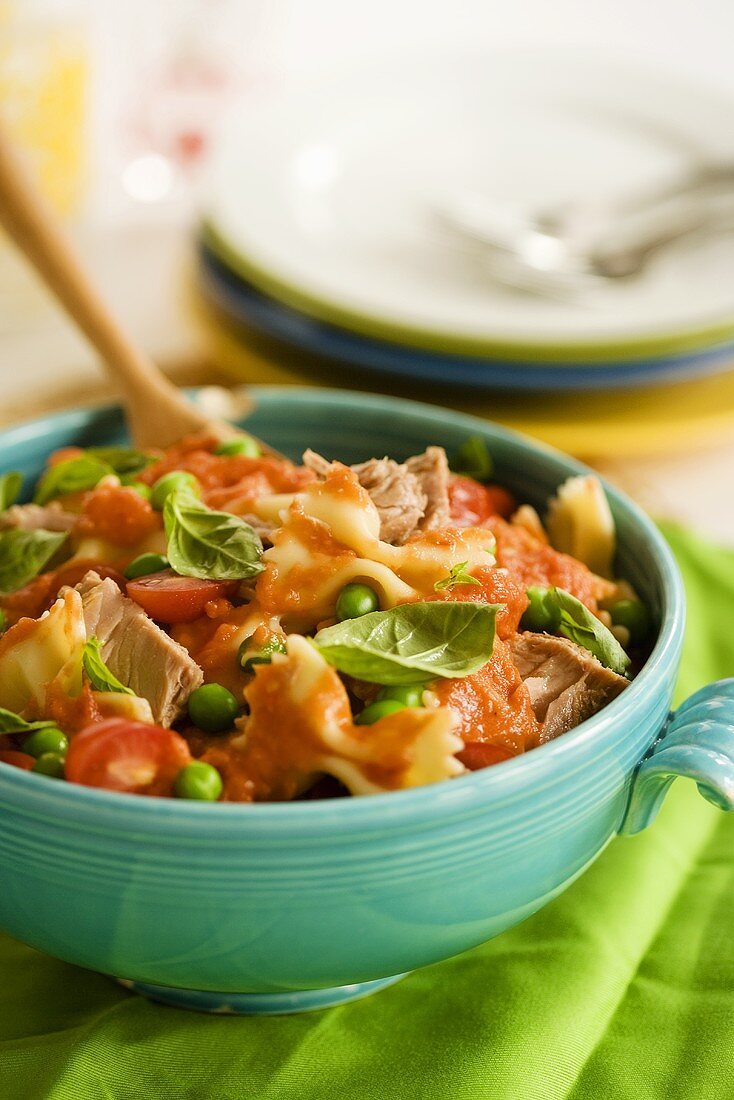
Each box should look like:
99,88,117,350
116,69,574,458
204,51,734,358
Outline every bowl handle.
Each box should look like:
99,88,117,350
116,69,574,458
620,679,734,836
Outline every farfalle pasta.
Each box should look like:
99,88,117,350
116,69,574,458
0,431,648,802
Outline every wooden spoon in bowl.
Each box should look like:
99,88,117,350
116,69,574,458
0,120,262,452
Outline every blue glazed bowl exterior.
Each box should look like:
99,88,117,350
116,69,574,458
0,389,684,995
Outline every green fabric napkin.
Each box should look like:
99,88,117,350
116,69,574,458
0,524,732,1100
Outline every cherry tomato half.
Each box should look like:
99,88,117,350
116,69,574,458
66,718,191,796
448,475,515,526
126,570,239,623
0,750,35,771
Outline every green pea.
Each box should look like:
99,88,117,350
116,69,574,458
124,480,152,501
150,470,201,511
174,761,223,801
238,634,287,674
376,684,425,708
187,683,240,733
610,599,650,645
124,552,169,580
32,752,66,779
23,727,68,759
214,436,260,458
336,583,380,622
521,586,560,633
355,699,407,726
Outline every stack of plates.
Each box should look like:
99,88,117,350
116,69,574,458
195,51,734,456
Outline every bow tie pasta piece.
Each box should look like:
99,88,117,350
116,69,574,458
221,635,465,801
302,465,493,578
298,464,382,549
0,587,163,728
545,475,615,580
0,589,86,712
258,466,496,631
257,508,417,631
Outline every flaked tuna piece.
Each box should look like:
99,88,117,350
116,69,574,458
511,631,628,742
350,457,427,544
405,446,450,531
303,446,450,545
0,502,76,533
75,571,203,727
301,450,332,479
304,449,426,544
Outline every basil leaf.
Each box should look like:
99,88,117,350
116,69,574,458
0,529,68,595
82,637,133,695
434,561,482,592
313,601,500,685
453,436,493,482
34,455,113,504
553,588,631,675
0,472,22,511
88,447,156,476
0,707,57,735
163,491,264,581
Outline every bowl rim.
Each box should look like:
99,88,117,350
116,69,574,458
0,386,684,831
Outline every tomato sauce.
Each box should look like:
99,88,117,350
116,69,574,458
448,475,516,525
194,651,462,802
0,614,39,659
48,446,85,467
172,603,253,695
197,657,355,802
72,484,161,547
141,438,315,512
42,682,104,735
1,435,629,801
434,638,541,760
0,573,57,626
427,564,528,640
447,477,611,610
190,740,253,802
256,507,356,618
0,750,35,770
0,561,126,626
487,516,609,610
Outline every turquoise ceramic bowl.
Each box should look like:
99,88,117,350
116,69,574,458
0,388,732,1016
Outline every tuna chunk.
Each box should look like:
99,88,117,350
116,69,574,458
350,457,427,544
76,571,203,727
301,451,332,479
0,502,76,533
405,446,450,530
511,632,628,742
303,446,450,545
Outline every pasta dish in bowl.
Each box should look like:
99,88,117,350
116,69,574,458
0,388,731,1014
0,416,642,801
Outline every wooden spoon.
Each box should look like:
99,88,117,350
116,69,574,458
0,119,257,451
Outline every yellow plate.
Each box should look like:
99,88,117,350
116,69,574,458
192,293,734,461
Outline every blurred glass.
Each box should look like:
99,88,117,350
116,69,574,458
89,0,265,222
0,0,89,334
0,0,89,215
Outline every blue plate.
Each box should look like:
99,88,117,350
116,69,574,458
197,243,734,393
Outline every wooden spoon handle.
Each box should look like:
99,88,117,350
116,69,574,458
0,119,235,448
